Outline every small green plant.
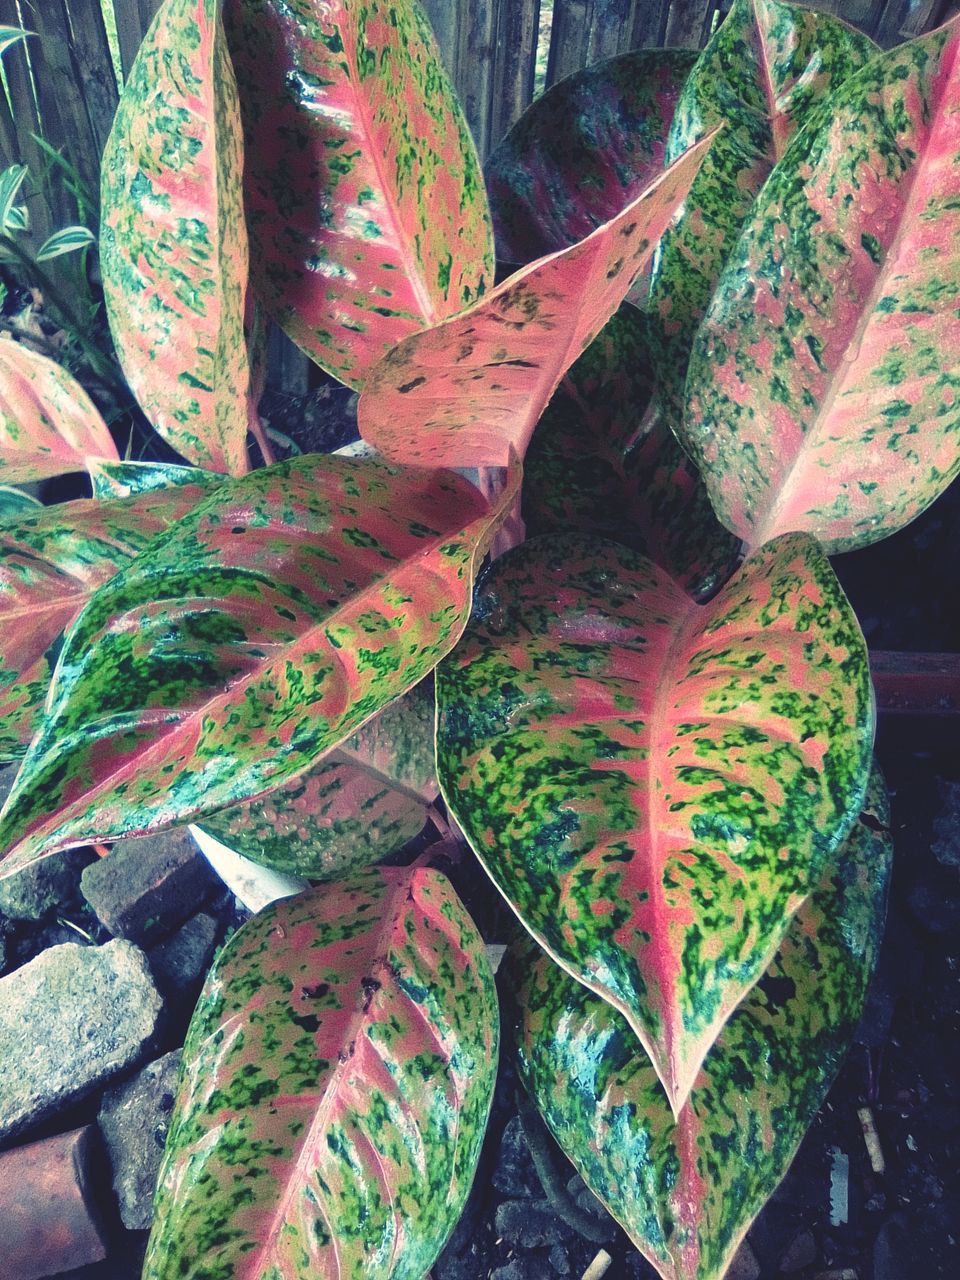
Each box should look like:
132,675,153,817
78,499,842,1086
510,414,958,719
0,1,957,1277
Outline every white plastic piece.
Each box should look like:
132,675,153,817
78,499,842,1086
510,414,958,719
189,825,309,913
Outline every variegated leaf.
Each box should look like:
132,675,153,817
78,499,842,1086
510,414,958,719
198,682,438,876
484,49,695,268
0,165,28,233
0,485,214,762
523,305,740,599
646,0,876,428
436,531,874,1111
89,459,214,501
224,0,493,389
0,454,519,871
100,0,250,475
359,134,715,469
0,25,31,58
685,17,960,554
509,767,891,1280
145,866,498,1279
35,226,96,262
0,340,119,482
0,486,40,520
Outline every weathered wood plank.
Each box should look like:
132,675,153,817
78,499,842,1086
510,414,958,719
454,0,498,158
547,0,648,87
489,0,540,147
663,0,719,47
63,0,121,156
113,0,162,80
0,1,57,241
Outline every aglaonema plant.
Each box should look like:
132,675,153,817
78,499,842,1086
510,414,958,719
0,1,956,1276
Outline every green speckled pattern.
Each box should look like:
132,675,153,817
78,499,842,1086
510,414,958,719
0,453,520,872
359,134,714,469
0,487,40,520
646,0,876,429
145,866,498,1278
0,484,215,762
0,340,119,482
89,459,215,501
436,531,874,1111
224,0,493,389
199,681,438,876
685,18,960,554
100,0,251,475
522,305,740,600
508,766,892,1280
485,50,696,267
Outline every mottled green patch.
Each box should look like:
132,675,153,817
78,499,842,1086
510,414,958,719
508,767,891,1280
436,531,873,1109
144,867,498,1279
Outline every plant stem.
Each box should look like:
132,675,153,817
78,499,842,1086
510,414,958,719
247,403,277,467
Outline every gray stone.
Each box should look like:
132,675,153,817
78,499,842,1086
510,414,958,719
495,1199,575,1248
493,1114,542,1197
931,778,960,868
726,1240,761,1280
149,912,218,999
0,846,96,921
0,940,163,1142
99,1049,181,1230
779,1228,817,1272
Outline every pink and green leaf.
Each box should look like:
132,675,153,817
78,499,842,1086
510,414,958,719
508,767,891,1280
223,0,493,390
645,0,876,428
0,453,519,871
522,305,740,599
484,49,695,268
358,133,715,469
100,0,251,475
0,340,119,482
145,866,498,1279
684,17,960,554
198,681,438,877
436,531,874,1112
0,484,215,763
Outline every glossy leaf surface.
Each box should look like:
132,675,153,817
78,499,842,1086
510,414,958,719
646,0,876,426
685,18,960,553
0,454,518,870
485,49,695,266
89,459,215,501
359,134,714,468
100,0,250,475
509,768,891,1280
198,682,438,877
145,866,498,1279
436,532,873,1110
0,487,40,520
224,0,493,390
522,305,739,599
0,485,214,762
0,341,119,482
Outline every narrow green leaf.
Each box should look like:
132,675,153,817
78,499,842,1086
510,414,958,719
100,0,250,474
0,165,28,233
0,486,41,520
198,682,438,877
35,225,97,262
145,866,498,1279
684,17,960,553
484,49,696,267
645,0,876,429
0,26,32,58
0,340,119,483
224,0,493,389
0,454,519,870
0,485,216,762
508,767,892,1280
523,305,740,599
436,531,874,1111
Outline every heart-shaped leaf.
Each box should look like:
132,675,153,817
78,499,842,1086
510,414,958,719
0,453,519,871
100,0,250,475
0,484,215,762
0,340,119,482
145,865,498,1279
685,17,960,554
358,133,715,469
646,0,876,428
508,767,891,1280
436,531,874,1111
198,681,438,876
224,0,493,390
522,305,740,599
484,49,696,267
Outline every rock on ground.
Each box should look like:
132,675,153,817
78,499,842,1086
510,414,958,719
99,1049,182,1230
0,940,163,1143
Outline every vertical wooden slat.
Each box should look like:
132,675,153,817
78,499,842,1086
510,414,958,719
0,1,55,241
547,0,650,87
454,0,498,158
632,0,673,47
421,0,460,71
489,0,540,147
62,0,121,156
114,0,163,80
663,0,720,47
